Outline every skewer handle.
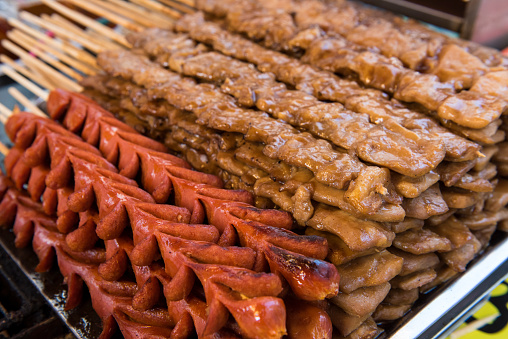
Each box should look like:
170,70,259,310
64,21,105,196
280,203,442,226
1,66,50,101
41,0,132,47
0,142,9,157
129,0,182,19
8,87,47,118
0,102,12,124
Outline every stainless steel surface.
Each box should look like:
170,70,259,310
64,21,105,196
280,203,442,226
439,295,491,339
383,232,508,339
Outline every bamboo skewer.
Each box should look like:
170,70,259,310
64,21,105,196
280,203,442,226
41,0,132,48
8,12,109,94
0,55,54,91
8,17,98,67
42,13,88,37
19,11,105,54
102,0,172,28
0,102,11,118
42,13,83,35
21,57,60,90
129,0,182,19
1,40,83,92
0,66,49,101
43,13,115,55
66,0,144,32
13,60,59,91
13,4,161,92
3,57,84,103
51,13,124,51
168,0,195,8
34,35,97,75
87,30,122,51
10,29,98,76
8,87,47,118
7,30,84,81
43,13,120,51
0,142,9,156
0,102,11,124
158,0,195,14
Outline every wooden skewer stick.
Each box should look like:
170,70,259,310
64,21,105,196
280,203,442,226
8,17,98,67
0,142,9,156
25,59,82,93
8,30,84,81
102,0,172,28
49,13,125,52
0,102,11,124
158,0,195,14
129,0,182,19
170,0,195,8
450,313,500,339
0,102,12,118
110,0,176,21
0,66,49,101
19,11,105,54
42,13,83,35
10,29,98,76
21,56,59,90
2,40,83,92
43,13,121,51
0,107,8,118
42,13,86,37
8,87,47,118
0,55,54,91
66,0,144,32
41,0,132,48
19,12,106,53
87,30,122,51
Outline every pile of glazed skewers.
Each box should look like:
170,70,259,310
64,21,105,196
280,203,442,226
0,0,507,338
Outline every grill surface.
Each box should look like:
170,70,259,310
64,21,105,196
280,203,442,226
0,235,75,339
0,265,32,332
0,227,102,339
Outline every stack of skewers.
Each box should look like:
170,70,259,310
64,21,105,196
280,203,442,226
0,0,507,338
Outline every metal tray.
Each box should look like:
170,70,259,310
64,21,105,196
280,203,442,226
0,228,102,339
382,231,508,338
